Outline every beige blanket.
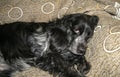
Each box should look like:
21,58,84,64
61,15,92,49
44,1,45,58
0,0,120,77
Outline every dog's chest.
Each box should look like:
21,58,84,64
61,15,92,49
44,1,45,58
28,33,48,56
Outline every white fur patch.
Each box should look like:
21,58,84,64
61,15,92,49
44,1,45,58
29,33,49,56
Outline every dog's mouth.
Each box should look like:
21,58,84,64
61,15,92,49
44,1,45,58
71,51,85,56
68,47,86,56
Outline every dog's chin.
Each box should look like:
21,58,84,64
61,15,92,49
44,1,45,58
69,48,86,56
70,51,85,56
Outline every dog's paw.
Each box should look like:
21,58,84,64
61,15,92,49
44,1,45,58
77,61,91,75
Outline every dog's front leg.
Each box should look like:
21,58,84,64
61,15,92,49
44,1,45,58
77,56,91,76
58,67,86,77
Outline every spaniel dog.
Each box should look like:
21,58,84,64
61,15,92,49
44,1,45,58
0,13,99,77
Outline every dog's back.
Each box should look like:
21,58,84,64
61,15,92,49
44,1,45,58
0,22,39,61
0,22,48,77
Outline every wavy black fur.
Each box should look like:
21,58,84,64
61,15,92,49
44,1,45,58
0,13,99,77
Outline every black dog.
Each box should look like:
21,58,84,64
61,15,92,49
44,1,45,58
0,13,99,77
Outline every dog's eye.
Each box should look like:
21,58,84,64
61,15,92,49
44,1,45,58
74,29,79,34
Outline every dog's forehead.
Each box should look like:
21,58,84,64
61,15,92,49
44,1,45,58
71,20,90,30
70,15,91,27
71,14,91,21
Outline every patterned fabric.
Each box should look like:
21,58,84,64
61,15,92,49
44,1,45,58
0,0,120,77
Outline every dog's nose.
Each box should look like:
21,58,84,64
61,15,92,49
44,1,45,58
77,48,86,55
77,44,86,55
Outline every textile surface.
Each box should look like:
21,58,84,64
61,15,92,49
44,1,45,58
0,0,120,77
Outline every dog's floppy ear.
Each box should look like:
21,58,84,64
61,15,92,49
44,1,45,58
89,15,99,25
89,15,99,29
61,14,74,28
62,14,81,28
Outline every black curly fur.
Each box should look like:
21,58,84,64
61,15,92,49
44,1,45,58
0,13,99,77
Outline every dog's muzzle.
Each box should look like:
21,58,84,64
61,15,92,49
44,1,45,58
69,36,87,56
77,43,87,55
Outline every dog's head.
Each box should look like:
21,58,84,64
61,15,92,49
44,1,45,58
49,13,99,55
65,13,99,55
